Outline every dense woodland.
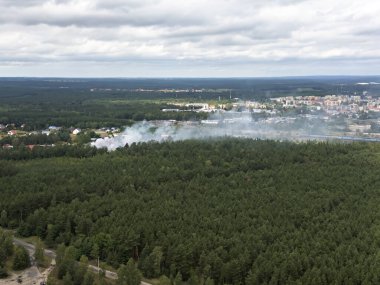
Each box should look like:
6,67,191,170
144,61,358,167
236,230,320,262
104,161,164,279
0,145,106,160
1,139,380,284
0,91,208,130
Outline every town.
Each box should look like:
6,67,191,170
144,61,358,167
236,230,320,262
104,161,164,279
162,93,380,137
2,91,380,151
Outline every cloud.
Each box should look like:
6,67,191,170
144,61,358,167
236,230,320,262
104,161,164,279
0,0,379,76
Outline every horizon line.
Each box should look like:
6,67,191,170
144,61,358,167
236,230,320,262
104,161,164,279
1,75,380,80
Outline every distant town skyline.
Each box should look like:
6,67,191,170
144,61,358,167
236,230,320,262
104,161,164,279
1,0,380,77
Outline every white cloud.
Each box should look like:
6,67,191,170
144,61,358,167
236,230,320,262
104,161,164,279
0,0,379,76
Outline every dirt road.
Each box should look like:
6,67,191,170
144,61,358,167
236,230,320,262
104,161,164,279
0,238,56,285
0,265,53,285
11,237,151,285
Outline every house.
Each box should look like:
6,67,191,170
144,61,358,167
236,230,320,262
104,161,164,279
7,130,17,136
2,144,13,149
26,145,36,150
48,126,61,131
72,128,81,135
348,124,371,133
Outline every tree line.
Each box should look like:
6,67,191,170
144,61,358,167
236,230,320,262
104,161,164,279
0,131,71,147
0,87,210,130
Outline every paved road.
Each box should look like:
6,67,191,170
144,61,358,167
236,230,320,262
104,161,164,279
13,237,151,285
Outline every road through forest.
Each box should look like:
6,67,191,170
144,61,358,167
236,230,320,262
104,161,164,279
11,237,151,285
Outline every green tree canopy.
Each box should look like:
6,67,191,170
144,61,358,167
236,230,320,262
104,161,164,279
12,246,30,271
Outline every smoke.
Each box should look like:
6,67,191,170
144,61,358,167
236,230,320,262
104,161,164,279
92,112,332,151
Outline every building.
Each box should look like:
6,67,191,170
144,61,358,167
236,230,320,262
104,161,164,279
7,130,17,136
348,124,371,133
72,129,81,135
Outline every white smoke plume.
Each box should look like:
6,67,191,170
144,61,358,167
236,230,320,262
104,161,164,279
91,113,332,151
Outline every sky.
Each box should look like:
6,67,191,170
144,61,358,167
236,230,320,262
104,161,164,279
0,0,380,77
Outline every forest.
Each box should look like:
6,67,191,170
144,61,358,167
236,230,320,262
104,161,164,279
1,139,380,284
0,90,208,130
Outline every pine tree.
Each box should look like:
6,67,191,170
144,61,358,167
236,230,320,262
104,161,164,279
91,243,100,260
63,272,73,285
159,275,171,285
205,277,215,285
73,256,88,285
151,246,163,277
12,246,30,270
117,258,142,285
174,271,183,285
35,239,45,267
188,270,200,285
0,210,7,227
45,224,56,248
82,271,94,285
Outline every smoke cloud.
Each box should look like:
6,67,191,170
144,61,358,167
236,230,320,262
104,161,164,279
92,112,332,151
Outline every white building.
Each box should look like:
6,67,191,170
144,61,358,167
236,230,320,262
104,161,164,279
72,128,81,135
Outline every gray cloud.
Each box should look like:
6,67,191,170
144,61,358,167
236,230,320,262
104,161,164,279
0,0,379,76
